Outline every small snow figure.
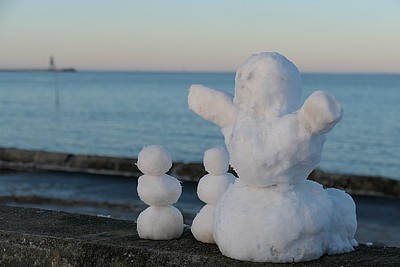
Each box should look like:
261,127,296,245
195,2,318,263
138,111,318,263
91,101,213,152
136,145,183,240
188,52,357,262
191,147,236,243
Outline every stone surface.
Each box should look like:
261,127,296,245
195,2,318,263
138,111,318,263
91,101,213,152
0,206,399,266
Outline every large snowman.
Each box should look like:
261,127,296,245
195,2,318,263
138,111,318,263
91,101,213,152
188,52,357,263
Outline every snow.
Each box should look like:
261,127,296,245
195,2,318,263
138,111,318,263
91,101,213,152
196,173,235,204
137,205,183,240
233,52,302,117
136,145,172,176
214,180,356,262
190,204,216,243
136,145,183,240
203,147,229,175
299,90,343,134
189,52,343,187
191,148,235,243
137,174,181,206
188,52,357,262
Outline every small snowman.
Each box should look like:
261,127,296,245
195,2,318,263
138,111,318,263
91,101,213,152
136,145,184,240
191,147,236,243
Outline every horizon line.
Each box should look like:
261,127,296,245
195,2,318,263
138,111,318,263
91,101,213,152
1,67,400,75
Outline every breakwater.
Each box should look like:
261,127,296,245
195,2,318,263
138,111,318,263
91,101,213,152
0,147,399,198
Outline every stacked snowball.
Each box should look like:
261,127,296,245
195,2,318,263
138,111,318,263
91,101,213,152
191,147,236,243
136,145,183,240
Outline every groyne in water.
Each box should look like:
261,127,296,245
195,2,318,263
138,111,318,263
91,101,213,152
0,147,399,199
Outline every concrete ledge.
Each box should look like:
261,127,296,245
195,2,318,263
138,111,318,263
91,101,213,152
0,206,399,266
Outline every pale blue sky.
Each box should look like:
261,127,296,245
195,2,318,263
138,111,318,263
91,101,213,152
1,0,399,73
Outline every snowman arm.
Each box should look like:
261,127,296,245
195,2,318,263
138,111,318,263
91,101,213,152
298,90,343,135
188,84,236,128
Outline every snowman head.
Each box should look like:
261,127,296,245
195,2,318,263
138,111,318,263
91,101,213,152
234,52,302,117
203,147,229,175
137,145,172,176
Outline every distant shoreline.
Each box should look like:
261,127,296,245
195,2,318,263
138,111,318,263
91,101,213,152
0,147,399,199
0,68,77,72
1,69,399,75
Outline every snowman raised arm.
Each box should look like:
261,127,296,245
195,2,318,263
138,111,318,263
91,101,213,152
188,52,343,187
298,90,343,135
188,84,237,129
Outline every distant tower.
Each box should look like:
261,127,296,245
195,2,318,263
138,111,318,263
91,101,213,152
49,56,56,71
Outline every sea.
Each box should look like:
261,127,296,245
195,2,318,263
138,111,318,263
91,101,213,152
0,71,399,180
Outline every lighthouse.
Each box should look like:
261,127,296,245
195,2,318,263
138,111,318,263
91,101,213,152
49,56,56,71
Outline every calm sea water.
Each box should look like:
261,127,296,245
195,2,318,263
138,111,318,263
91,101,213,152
0,71,399,180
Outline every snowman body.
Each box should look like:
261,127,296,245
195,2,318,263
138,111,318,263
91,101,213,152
214,179,357,262
191,148,235,243
136,145,183,240
188,52,357,262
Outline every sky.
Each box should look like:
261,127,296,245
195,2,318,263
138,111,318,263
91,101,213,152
0,0,399,73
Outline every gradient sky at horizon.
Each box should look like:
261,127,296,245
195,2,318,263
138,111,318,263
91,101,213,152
1,0,399,73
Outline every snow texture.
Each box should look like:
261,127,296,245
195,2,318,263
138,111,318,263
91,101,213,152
203,147,230,175
137,174,181,206
137,205,183,240
137,145,172,176
191,204,216,243
189,52,343,187
136,145,183,240
188,52,357,262
214,180,357,262
191,148,235,243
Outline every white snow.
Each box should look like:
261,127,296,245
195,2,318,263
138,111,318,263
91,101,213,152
136,145,183,240
203,147,229,175
190,204,216,243
214,180,357,262
196,173,235,205
137,174,181,206
136,145,172,176
137,205,183,240
299,90,343,134
191,147,235,243
188,52,357,262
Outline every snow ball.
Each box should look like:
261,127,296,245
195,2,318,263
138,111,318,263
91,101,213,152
197,173,235,204
137,145,172,176
137,205,183,240
191,204,216,243
137,174,182,206
203,147,229,175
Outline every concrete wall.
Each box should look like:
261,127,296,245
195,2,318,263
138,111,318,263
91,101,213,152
0,206,399,266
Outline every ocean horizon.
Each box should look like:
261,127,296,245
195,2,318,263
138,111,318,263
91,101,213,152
0,71,399,180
